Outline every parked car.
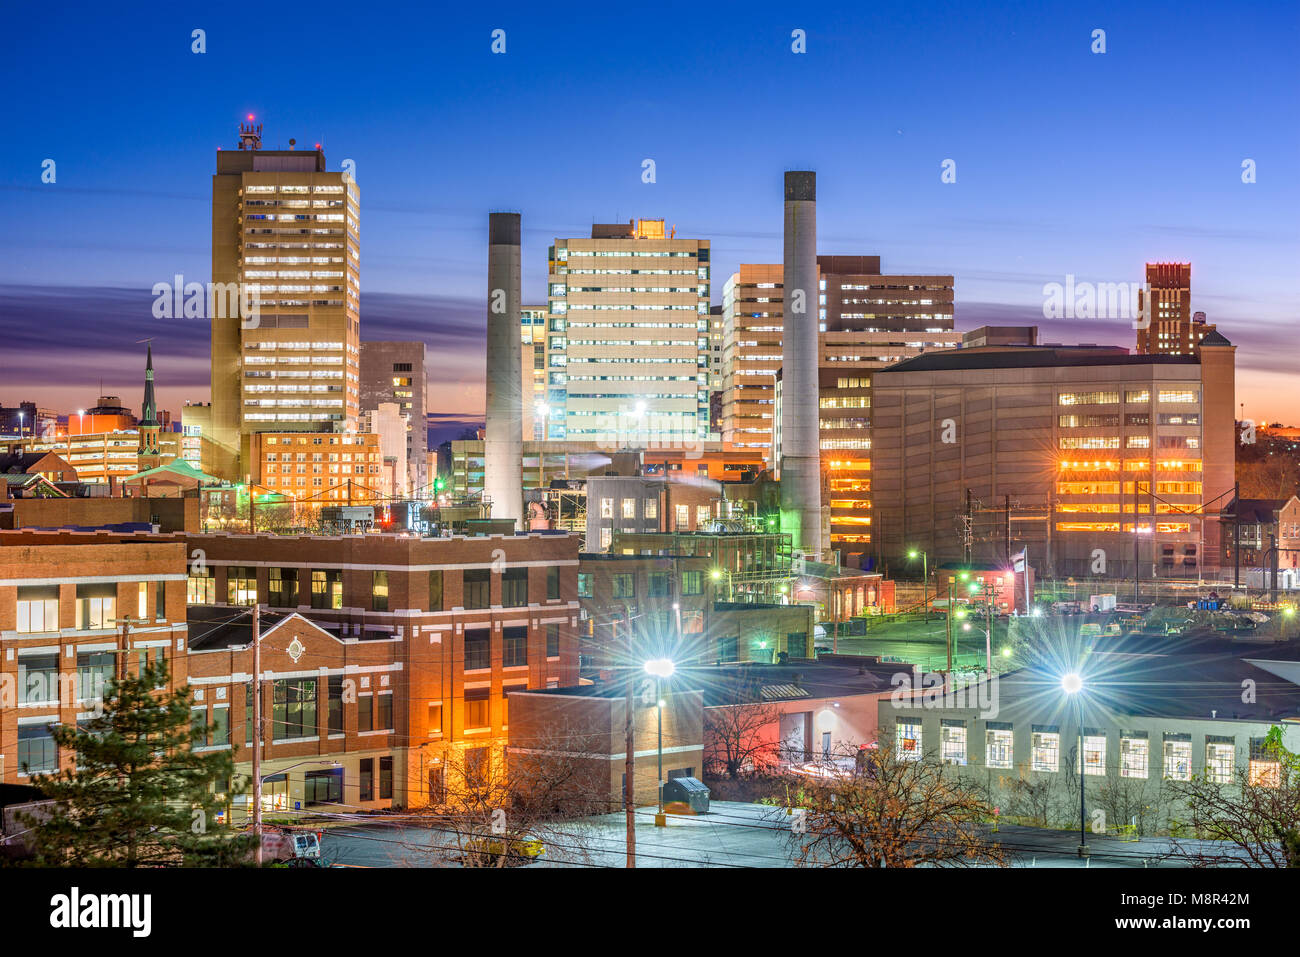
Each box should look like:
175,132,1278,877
462,833,546,866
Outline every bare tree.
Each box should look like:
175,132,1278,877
1163,733,1300,867
412,718,611,867
785,741,1007,868
703,694,784,780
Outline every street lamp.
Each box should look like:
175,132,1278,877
962,621,993,676
644,658,676,821
1062,672,1088,858
908,549,928,618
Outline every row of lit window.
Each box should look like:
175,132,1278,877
897,721,1267,785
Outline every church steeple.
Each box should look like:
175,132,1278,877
138,344,161,462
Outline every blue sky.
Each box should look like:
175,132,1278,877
1,0,1296,428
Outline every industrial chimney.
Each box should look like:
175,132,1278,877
780,171,823,562
485,212,524,528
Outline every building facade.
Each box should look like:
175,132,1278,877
721,256,960,555
0,534,190,783
871,340,1237,578
543,219,712,447
1136,262,1217,356
210,123,361,479
359,340,427,495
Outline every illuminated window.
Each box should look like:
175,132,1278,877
896,719,921,761
622,497,636,519
16,585,59,633
1031,728,1060,772
1206,739,1234,784
941,720,967,765
986,725,1014,769
600,497,614,518
1120,734,1149,778
1080,733,1106,776
1163,734,1192,780
1059,391,1119,406
1249,738,1280,788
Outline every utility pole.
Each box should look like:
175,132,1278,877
964,489,973,564
945,578,953,673
251,602,263,867
1269,533,1279,602
1133,480,1141,603
1004,494,1011,565
1233,481,1240,590
117,615,131,682
985,586,993,676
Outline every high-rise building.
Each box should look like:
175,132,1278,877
520,305,548,441
360,341,427,494
1136,263,1217,356
870,337,1237,578
210,121,361,480
543,219,711,447
722,254,959,555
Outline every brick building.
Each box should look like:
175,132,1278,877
0,533,190,783
180,530,581,809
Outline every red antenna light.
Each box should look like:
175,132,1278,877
314,143,321,150
247,113,255,121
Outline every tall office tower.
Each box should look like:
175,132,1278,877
722,250,958,556
543,219,711,447
360,341,427,495
1136,263,1216,356
210,121,361,480
780,171,823,562
485,212,524,527
520,305,548,441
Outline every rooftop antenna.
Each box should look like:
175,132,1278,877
238,116,263,151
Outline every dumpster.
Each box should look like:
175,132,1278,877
661,777,710,814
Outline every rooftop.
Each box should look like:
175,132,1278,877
880,345,1203,375
988,634,1300,723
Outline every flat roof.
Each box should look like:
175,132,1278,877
879,346,1200,374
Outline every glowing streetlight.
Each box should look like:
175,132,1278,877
908,549,929,617
643,658,675,679
1061,672,1087,857
644,658,675,817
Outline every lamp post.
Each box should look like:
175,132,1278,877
961,620,993,676
908,549,928,619
644,657,675,823
1062,672,1087,858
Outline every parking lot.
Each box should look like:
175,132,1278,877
318,801,1234,868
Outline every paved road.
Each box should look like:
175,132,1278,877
318,801,1240,868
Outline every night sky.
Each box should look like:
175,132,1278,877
2,1,1296,438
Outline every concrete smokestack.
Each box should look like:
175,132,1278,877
485,212,524,528
780,171,823,561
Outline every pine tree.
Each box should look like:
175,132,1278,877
21,661,251,867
